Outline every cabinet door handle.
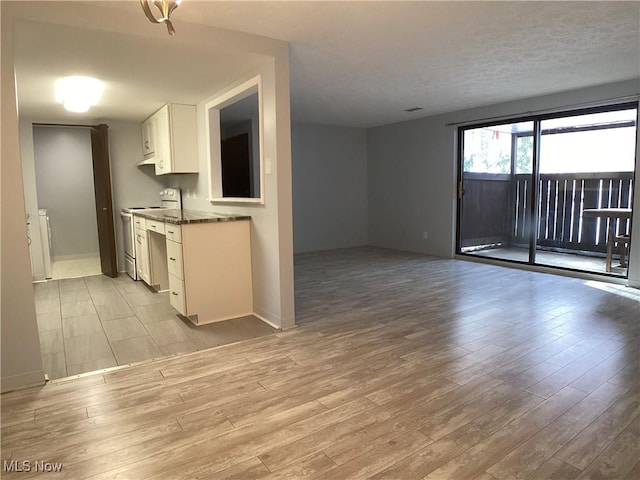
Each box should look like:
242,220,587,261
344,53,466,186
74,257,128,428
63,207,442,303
171,292,178,296
169,257,176,261
167,230,174,234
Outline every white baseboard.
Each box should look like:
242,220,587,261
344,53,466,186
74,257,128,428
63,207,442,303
253,311,282,330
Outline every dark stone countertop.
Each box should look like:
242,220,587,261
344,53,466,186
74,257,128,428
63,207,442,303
133,209,251,225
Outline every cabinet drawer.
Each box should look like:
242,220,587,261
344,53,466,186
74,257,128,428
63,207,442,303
165,225,182,243
166,239,183,279
168,273,186,315
147,219,165,234
134,216,146,229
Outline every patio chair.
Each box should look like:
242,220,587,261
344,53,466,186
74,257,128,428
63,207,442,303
612,233,630,270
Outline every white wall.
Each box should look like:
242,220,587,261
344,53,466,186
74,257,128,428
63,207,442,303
169,59,295,329
291,123,368,253
367,80,640,286
1,8,45,392
107,121,167,272
368,116,455,257
20,120,46,281
33,126,99,260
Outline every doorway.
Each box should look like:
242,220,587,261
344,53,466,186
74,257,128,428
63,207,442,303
31,124,117,280
34,126,100,278
457,103,638,278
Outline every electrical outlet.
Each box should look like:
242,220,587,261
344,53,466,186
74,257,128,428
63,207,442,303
422,231,428,240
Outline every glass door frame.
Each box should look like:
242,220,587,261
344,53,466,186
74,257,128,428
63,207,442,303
456,101,638,278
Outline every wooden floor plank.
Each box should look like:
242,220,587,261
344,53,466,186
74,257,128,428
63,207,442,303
137,398,374,480
316,429,432,479
259,451,336,480
555,383,640,470
204,457,270,480
523,457,581,480
486,381,630,479
574,429,640,480
423,387,588,479
370,391,544,480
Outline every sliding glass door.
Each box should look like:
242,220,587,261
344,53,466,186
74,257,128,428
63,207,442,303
457,103,637,277
459,121,533,264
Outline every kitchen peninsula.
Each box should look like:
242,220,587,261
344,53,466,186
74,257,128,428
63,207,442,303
133,209,252,326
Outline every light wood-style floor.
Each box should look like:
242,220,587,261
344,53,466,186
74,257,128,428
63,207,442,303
2,247,639,479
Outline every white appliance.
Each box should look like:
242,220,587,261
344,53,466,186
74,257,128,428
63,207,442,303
121,188,181,280
159,187,182,209
38,209,53,279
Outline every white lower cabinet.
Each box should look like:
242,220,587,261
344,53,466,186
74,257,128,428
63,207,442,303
165,220,252,325
134,221,150,284
166,239,183,279
167,237,186,314
168,273,186,315
135,215,252,324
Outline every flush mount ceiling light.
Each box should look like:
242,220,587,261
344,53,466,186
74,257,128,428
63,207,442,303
55,76,104,113
140,0,182,36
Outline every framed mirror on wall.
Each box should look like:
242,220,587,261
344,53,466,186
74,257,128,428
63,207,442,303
206,75,264,204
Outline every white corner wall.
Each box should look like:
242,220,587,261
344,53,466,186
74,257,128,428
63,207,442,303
1,7,45,392
170,58,295,328
291,123,368,253
20,120,46,281
367,79,640,285
107,121,167,273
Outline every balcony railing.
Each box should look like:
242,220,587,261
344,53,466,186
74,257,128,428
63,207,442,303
461,171,634,255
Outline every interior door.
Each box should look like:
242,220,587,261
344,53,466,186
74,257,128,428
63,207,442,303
90,124,117,277
221,133,252,197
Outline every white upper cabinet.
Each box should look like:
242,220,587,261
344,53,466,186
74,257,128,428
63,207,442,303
140,104,198,175
141,118,155,160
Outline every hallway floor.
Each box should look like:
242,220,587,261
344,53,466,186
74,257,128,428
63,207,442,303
51,256,101,280
34,273,276,379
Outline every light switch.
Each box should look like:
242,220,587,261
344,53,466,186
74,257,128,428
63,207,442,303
265,158,272,175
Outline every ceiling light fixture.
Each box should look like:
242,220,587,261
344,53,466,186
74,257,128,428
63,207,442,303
140,0,182,36
55,76,104,113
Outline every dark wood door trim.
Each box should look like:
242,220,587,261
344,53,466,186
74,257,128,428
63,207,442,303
90,124,117,277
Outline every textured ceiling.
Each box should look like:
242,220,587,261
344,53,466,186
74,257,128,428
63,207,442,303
176,1,640,127
12,1,640,128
